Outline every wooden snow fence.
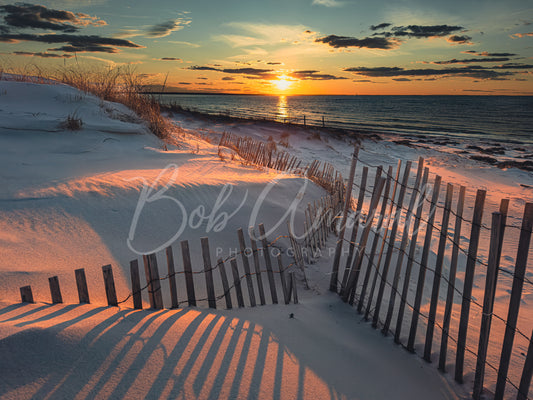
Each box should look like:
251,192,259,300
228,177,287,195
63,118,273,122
330,148,533,399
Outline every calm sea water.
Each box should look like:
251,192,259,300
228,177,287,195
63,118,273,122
158,94,533,145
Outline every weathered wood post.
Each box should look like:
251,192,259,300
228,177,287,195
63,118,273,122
249,228,266,305
217,258,232,309
20,286,34,303
75,268,90,304
423,183,453,362
166,246,179,309
330,145,359,292
181,240,196,307
237,228,256,307
259,223,278,304
518,329,533,400
407,175,442,352
230,258,245,308
455,189,486,383
201,237,217,309
130,260,143,310
473,212,505,400
495,203,533,398
438,185,466,371
48,276,63,304
102,264,118,307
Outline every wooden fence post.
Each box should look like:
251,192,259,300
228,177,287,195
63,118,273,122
237,228,256,307
249,228,266,305
330,145,359,292
407,175,442,352
357,167,390,314
518,329,533,400
473,212,505,400
259,223,278,304
201,237,217,309
20,286,33,303
230,258,245,308
423,183,453,362
342,177,386,302
277,254,290,304
376,160,411,331
102,264,118,307
166,246,179,309
217,258,232,309
142,255,155,308
438,185,466,371
495,203,533,399
455,189,487,383
148,254,164,309
181,240,196,307
383,157,423,335
130,260,143,310
290,272,299,304
48,276,63,304
75,268,90,304
395,167,429,343
341,166,368,292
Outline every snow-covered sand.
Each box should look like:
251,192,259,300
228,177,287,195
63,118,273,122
1,79,530,399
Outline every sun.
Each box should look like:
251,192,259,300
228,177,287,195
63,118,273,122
272,75,293,91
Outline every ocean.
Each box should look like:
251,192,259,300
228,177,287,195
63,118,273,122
158,94,533,146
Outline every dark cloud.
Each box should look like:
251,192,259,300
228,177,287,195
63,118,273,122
426,57,511,64
493,63,533,69
197,77,208,80
188,65,273,76
447,35,472,44
290,70,347,80
178,82,191,85
386,24,464,38
461,50,517,56
221,76,234,81
0,3,105,33
344,65,516,80
315,34,396,49
392,77,411,81
370,23,391,31
13,50,73,58
266,61,282,65
0,32,144,53
146,18,189,38
161,57,181,61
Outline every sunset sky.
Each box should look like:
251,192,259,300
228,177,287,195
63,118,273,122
1,0,532,95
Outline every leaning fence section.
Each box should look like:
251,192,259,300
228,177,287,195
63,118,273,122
330,148,533,399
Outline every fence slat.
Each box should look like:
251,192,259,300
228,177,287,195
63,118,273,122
201,237,217,309
519,329,533,400
495,203,533,399
48,276,63,304
407,175,441,352
341,166,368,292
166,246,179,309
142,255,155,308
330,145,359,292
249,230,266,305
377,160,411,332
473,212,505,399
130,260,143,310
217,258,232,309
395,167,429,343
181,240,196,307
384,157,423,336
102,264,118,307
230,258,245,308
455,189,487,383
238,228,256,307
423,183,453,362
277,254,290,304
342,176,386,302
20,285,33,303
148,254,164,309
438,185,465,371
358,167,391,314
289,272,298,304
259,223,278,304
75,268,90,304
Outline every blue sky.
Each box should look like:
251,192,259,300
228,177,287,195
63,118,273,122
1,0,532,94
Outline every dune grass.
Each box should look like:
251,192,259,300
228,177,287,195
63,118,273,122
0,64,172,140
